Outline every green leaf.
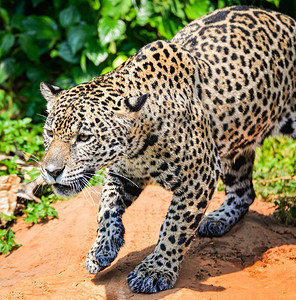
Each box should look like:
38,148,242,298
0,89,5,110
23,201,59,224
85,37,108,66
80,51,87,73
101,66,113,75
67,24,90,55
0,33,15,57
87,50,108,66
0,58,14,84
19,34,40,62
112,55,128,69
11,14,25,31
54,0,63,9
185,0,210,20
136,0,154,26
0,228,21,255
54,74,75,89
98,17,126,45
58,41,80,64
73,66,92,84
59,5,81,28
218,0,226,9
88,0,101,10
26,66,48,82
171,0,185,19
101,0,132,19
152,13,178,40
267,0,280,8
0,212,16,222
0,8,9,26
22,16,59,40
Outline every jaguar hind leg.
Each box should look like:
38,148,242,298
197,150,256,237
279,111,296,140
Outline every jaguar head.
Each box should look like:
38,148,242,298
40,80,148,197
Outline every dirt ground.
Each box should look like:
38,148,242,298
0,185,296,299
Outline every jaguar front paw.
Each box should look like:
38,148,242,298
126,259,178,293
85,235,125,274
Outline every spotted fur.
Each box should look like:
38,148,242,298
40,6,296,293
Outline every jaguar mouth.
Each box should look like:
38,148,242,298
52,183,76,197
52,169,96,198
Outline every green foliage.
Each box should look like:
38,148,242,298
23,195,59,224
254,137,296,201
274,197,296,226
0,228,21,255
0,212,16,223
0,117,43,155
0,157,19,176
0,116,43,175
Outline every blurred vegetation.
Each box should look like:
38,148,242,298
0,0,296,254
254,137,296,225
254,137,296,201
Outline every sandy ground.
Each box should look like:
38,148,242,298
0,185,296,300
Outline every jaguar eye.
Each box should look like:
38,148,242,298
77,134,91,142
46,129,54,137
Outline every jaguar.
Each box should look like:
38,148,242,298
40,6,296,293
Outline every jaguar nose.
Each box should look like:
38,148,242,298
45,165,65,180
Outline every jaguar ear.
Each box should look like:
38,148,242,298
124,93,149,113
40,82,63,112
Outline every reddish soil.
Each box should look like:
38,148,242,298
0,185,296,299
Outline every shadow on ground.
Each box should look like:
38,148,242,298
92,209,296,299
